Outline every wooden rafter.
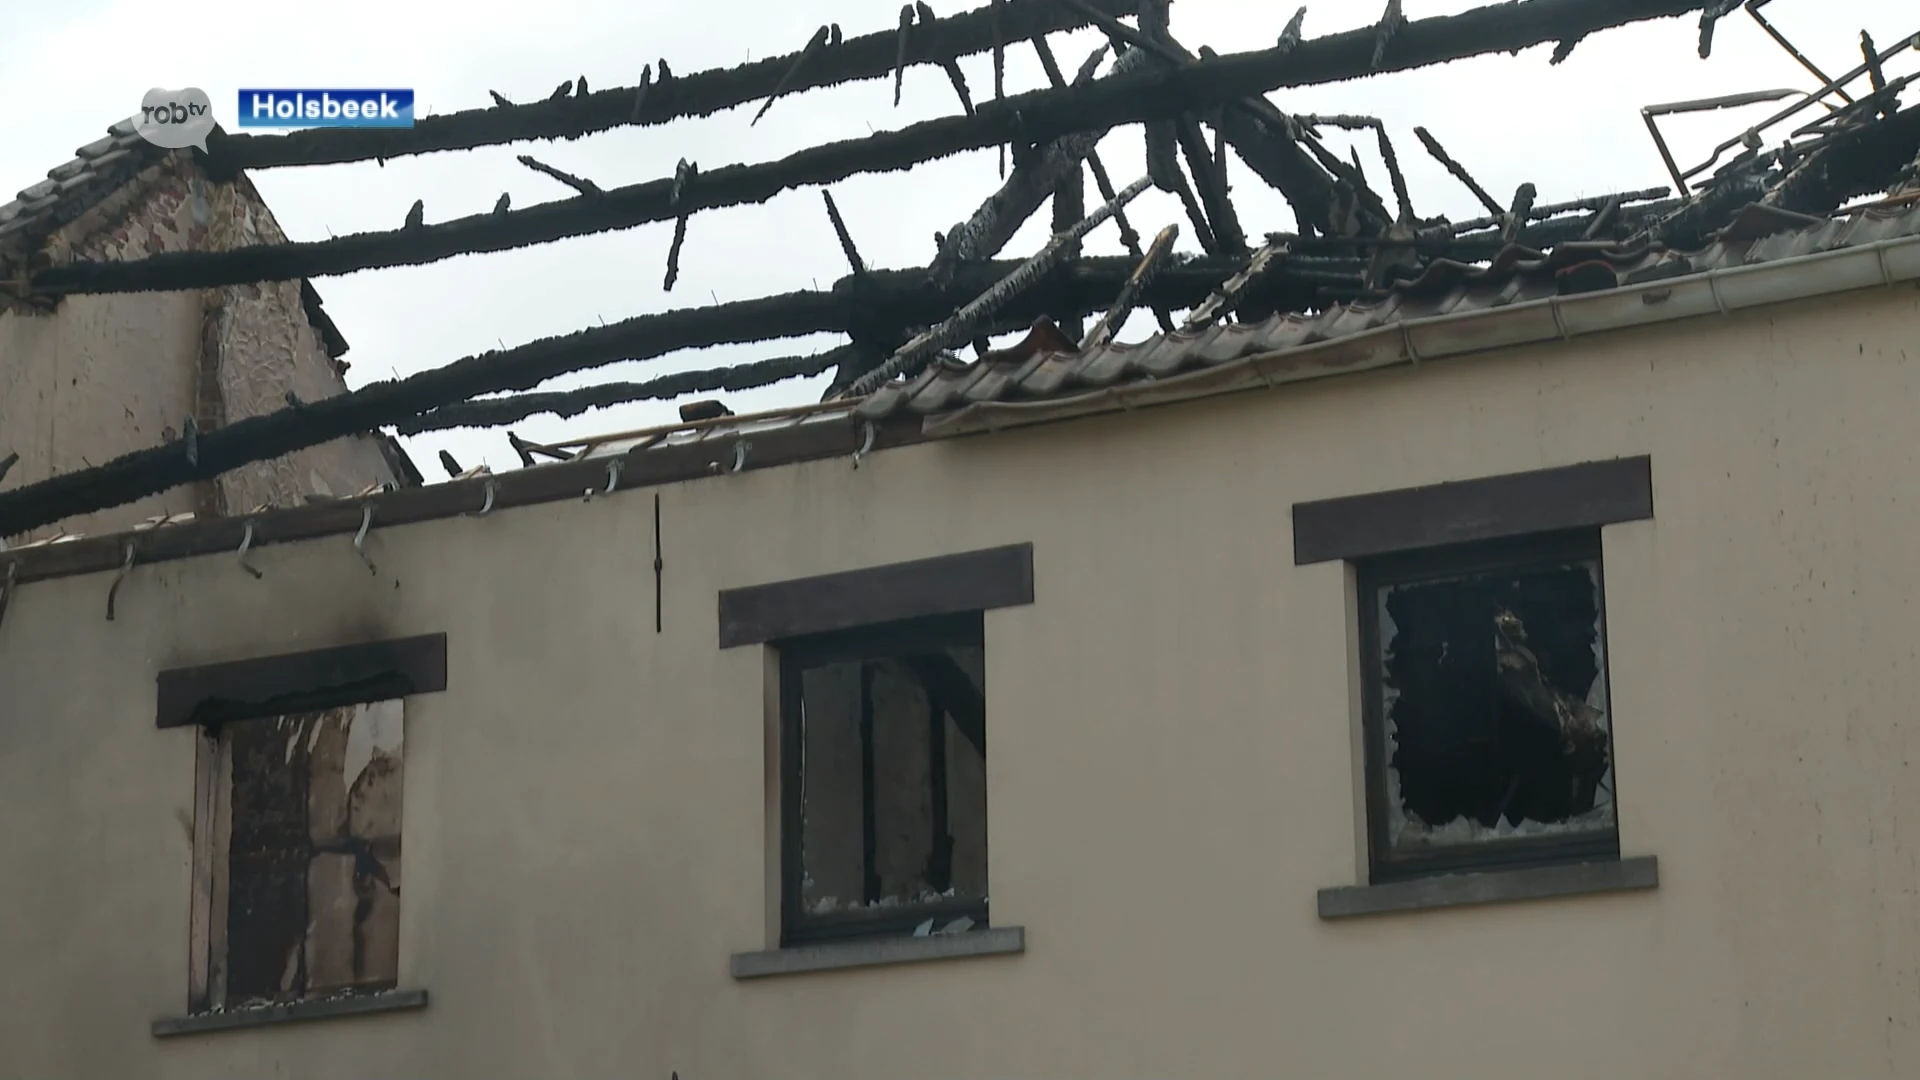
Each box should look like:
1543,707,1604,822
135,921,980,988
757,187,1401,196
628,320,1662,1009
3,0,1905,545
30,0,1727,298
200,0,1140,177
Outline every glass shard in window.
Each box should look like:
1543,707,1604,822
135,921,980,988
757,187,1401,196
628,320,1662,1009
1372,551,1615,861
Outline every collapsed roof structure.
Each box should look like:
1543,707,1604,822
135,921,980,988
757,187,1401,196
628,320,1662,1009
0,0,1917,543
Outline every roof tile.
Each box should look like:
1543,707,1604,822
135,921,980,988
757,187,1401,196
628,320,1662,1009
73,135,120,159
86,147,134,173
0,126,167,261
855,200,1920,423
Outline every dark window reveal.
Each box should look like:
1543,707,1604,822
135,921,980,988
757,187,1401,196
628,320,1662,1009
780,614,987,944
1360,531,1618,881
214,702,405,1007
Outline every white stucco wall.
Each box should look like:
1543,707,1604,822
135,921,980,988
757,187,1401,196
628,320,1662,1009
0,283,1917,1077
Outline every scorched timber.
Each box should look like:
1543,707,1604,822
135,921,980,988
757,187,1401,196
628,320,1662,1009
855,252,1360,330
929,43,1151,281
34,0,1721,297
0,293,828,537
199,0,1139,177
396,347,855,433
0,252,1359,536
1763,103,1920,214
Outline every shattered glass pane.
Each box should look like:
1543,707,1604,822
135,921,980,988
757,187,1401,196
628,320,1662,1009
1374,557,1615,855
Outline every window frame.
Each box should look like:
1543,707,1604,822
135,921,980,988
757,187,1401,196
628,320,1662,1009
163,634,445,1017
206,701,408,1009
776,612,990,947
1356,528,1622,884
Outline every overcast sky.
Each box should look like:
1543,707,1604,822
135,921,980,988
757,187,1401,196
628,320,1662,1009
1,0,1911,478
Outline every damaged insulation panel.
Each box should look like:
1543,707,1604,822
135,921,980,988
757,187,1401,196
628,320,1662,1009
1365,533,1617,876
787,615,987,940
218,700,403,1007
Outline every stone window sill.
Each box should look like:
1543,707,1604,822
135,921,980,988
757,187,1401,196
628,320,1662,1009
731,925,1026,979
1317,855,1658,920
151,988,428,1038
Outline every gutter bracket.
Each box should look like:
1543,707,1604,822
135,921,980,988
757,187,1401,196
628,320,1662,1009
471,477,497,517
1707,271,1730,315
237,520,264,580
851,420,877,469
354,504,378,575
105,539,137,621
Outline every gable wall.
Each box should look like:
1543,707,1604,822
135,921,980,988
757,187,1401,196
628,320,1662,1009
0,149,394,543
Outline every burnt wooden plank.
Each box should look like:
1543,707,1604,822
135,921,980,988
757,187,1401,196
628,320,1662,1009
718,543,1034,648
223,718,312,1003
186,731,219,1013
8,413,926,588
157,635,447,728
1291,456,1653,565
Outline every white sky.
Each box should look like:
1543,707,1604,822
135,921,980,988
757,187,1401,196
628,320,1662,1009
1,0,1911,478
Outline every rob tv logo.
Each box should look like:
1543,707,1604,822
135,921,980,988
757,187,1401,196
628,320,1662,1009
237,89,416,129
134,88,217,150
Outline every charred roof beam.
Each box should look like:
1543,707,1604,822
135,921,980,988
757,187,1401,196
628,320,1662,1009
396,346,853,434
200,0,1139,177
34,0,1724,298
1062,0,1347,238
927,42,1147,285
0,244,1378,535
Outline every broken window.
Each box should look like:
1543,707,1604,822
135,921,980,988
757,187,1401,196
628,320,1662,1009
779,613,987,944
200,700,404,1008
1359,530,1619,880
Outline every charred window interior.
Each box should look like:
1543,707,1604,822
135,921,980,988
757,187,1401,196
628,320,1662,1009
1361,531,1618,880
212,700,404,1008
780,613,987,945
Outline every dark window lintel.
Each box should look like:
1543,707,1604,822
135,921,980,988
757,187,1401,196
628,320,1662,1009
1292,456,1653,565
718,544,1033,648
156,634,447,728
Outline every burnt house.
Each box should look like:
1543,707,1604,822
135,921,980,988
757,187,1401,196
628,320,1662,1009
2,1,1920,1077
0,124,415,546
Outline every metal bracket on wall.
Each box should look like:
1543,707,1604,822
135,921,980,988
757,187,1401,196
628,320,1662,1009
354,504,378,575
236,520,264,579
653,493,664,634
105,539,137,621
585,458,623,502
466,476,499,517
852,421,877,468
